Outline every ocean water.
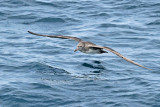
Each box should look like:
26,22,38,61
0,0,160,106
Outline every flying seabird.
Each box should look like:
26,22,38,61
28,31,151,70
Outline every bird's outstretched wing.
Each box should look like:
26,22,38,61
28,31,82,42
90,45,151,70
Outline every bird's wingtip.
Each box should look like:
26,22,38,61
28,31,35,35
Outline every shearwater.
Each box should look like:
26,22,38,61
28,31,151,70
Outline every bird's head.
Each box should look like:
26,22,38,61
74,42,84,52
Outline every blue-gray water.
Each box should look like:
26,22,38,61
0,0,160,107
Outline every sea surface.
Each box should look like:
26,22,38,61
0,0,160,107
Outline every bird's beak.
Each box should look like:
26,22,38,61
74,49,78,52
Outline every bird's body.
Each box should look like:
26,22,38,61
84,48,106,54
28,31,151,70
75,41,107,54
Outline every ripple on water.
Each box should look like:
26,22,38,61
35,17,65,23
147,19,160,25
35,0,60,7
26,62,69,74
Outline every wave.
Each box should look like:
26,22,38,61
35,17,65,23
147,20,160,25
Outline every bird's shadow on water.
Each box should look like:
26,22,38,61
70,59,111,80
81,60,106,73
